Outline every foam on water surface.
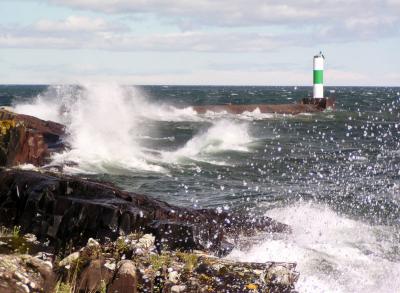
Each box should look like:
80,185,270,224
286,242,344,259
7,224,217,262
162,119,252,164
227,202,400,293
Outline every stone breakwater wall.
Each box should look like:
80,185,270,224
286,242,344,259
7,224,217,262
192,97,335,114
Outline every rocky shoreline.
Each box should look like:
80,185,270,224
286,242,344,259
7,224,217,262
0,109,299,292
0,230,299,293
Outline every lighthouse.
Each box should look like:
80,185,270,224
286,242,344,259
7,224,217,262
313,52,324,99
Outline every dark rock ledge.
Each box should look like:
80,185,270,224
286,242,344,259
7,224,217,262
0,168,290,256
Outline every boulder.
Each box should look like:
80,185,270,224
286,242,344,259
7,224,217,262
0,254,56,292
107,260,137,293
77,259,113,293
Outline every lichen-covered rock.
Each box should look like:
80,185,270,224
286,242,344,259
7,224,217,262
136,234,156,255
171,284,187,292
0,254,56,292
0,229,300,293
265,263,300,288
0,109,64,166
59,252,80,268
113,248,299,292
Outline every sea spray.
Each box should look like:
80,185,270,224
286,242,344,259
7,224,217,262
14,84,167,173
57,84,165,173
227,202,400,293
14,85,77,123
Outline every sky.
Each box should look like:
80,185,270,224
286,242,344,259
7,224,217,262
0,0,399,86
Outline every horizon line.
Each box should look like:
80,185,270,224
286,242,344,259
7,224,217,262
0,83,399,88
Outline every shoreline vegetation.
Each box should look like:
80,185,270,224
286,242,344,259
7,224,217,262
0,108,299,292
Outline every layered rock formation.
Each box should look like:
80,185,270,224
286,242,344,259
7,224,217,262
0,109,64,166
0,254,56,293
0,168,289,256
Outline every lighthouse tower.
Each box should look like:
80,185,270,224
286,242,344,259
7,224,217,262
313,52,324,99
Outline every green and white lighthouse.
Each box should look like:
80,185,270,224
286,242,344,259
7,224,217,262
313,52,324,99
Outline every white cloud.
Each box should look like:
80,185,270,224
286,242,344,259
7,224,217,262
0,31,282,52
40,0,400,44
0,34,78,48
0,19,288,52
46,0,395,26
343,16,399,39
2,1,399,52
388,0,400,7
34,15,119,33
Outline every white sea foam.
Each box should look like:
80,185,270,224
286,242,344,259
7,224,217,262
238,108,275,120
16,164,40,171
201,108,276,121
227,203,400,293
162,120,252,164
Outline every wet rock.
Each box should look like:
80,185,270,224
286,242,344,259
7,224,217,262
23,233,37,243
0,109,65,166
0,168,290,256
59,252,80,268
133,250,299,292
87,237,100,248
108,260,137,293
189,257,299,292
104,259,116,271
77,259,113,293
265,264,300,290
301,97,336,110
59,238,102,271
34,252,54,265
150,220,198,252
0,229,300,293
81,238,102,261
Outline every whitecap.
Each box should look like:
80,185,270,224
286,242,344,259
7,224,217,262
162,119,252,164
227,203,400,293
